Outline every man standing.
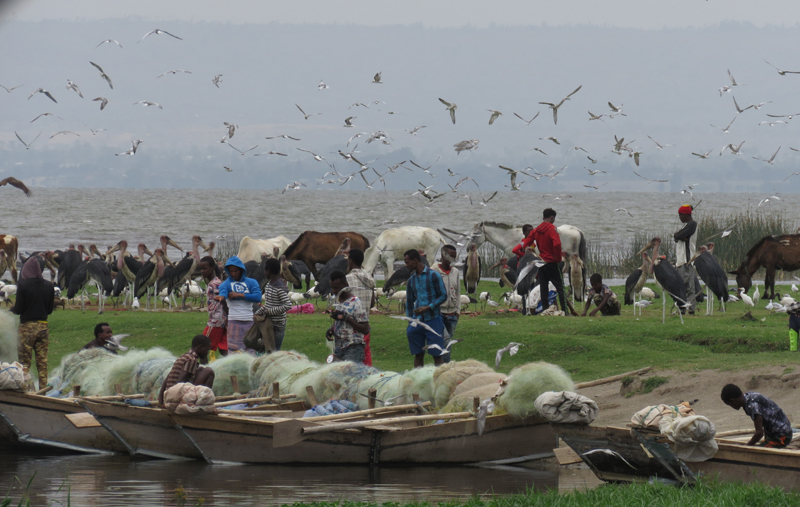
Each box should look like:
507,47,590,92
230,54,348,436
404,249,447,368
327,271,370,363
10,257,54,388
199,256,227,357
431,244,460,364
674,204,698,314
526,209,568,314
346,248,375,366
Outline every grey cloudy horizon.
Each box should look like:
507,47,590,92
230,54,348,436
3,1,800,195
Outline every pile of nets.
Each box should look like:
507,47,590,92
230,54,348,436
496,362,575,419
209,353,255,396
0,311,17,364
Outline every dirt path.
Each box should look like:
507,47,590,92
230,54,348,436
578,365,800,432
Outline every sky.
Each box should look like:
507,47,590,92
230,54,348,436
3,1,800,194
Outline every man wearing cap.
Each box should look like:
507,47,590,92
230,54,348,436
674,205,698,314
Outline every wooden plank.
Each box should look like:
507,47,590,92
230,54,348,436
554,446,582,465
306,386,318,407
218,409,291,416
230,375,240,394
575,367,652,389
34,385,53,396
368,388,377,409
65,412,102,429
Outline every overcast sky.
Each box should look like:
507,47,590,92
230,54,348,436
4,0,800,29
3,1,800,193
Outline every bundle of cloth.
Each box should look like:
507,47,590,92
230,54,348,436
631,402,718,462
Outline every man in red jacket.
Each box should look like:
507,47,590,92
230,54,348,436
515,208,567,314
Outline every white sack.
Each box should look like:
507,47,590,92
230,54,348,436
534,390,598,424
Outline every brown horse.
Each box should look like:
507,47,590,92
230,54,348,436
729,234,800,299
283,231,370,277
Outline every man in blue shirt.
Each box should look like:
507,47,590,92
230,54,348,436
404,249,447,368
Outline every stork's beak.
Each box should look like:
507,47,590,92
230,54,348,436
167,238,183,251
198,238,209,251
489,258,506,270
161,253,176,267
637,239,657,256
202,242,214,253
143,246,154,257
107,243,121,255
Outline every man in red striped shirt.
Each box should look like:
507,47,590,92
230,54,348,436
514,208,568,314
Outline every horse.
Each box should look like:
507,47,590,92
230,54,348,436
730,234,800,300
467,221,588,300
237,236,292,264
362,226,443,280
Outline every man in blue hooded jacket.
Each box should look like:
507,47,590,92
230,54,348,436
215,256,262,353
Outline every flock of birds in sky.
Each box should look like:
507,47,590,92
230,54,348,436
2,27,799,215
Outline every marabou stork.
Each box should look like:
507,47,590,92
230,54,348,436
625,252,652,315
514,248,542,314
691,243,729,315
134,249,174,311
638,237,687,324
57,244,82,290
383,251,429,294
159,235,183,263
157,235,207,310
489,257,518,289
315,237,352,297
109,241,148,307
463,243,482,294
203,241,216,259
68,250,114,313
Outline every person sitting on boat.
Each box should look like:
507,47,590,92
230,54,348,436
82,323,120,353
721,384,793,448
157,335,215,407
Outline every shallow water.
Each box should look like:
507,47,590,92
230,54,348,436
0,451,601,506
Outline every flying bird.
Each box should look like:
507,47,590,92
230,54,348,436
423,339,463,355
753,146,781,165
265,134,301,141
318,80,329,90
295,103,321,120
50,130,80,139
487,110,503,125
0,83,24,93
27,88,57,103
157,69,192,78
453,139,479,154
615,208,634,218
92,97,109,110
692,149,713,159
29,112,62,123
405,125,427,135
14,131,41,150
540,136,560,145
372,72,382,84
282,181,307,194
212,74,223,88
514,112,539,125
138,28,183,43
586,168,606,175
710,116,736,133
65,80,83,98
764,60,800,76
343,116,356,127
438,98,457,124
588,111,604,121
727,69,744,86
115,140,143,156
96,39,123,48
90,61,113,89
539,85,582,125
227,143,258,155
647,135,673,150
632,171,667,184
0,177,32,197
732,96,752,114
495,342,523,368
391,316,443,336
608,102,626,116
133,100,163,109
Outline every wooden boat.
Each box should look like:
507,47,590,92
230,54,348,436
553,424,800,489
0,390,127,454
172,411,557,465
80,398,558,465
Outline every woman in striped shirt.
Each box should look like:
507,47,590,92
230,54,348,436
255,258,293,350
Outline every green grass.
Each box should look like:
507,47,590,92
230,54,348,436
15,279,796,383
641,376,670,393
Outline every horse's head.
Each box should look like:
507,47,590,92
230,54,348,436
466,222,486,250
729,263,752,293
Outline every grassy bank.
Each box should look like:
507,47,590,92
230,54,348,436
15,279,794,382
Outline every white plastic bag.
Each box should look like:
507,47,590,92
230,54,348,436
534,391,598,424
0,362,27,391
164,382,217,415
661,414,718,462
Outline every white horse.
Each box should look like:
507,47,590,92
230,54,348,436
468,221,588,300
363,226,444,279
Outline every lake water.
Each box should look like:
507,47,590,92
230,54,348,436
0,451,601,506
3,189,797,254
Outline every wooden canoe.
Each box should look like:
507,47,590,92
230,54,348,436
0,390,127,454
171,411,558,465
554,424,800,489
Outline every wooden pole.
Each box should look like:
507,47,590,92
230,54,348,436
80,394,145,401
230,375,240,394
302,411,473,435
301,401,432,423
473,396,480,413
368,388,377,410
575,367,653,389
217,409,292,416
273,382,280,400
72,385,81,398
33,385,53,396
306,386,318,407
114,384,122,395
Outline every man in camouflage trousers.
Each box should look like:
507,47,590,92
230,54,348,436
10,258,54,387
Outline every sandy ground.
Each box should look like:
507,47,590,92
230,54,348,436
578,365,800,433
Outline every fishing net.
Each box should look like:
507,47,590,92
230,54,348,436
209,353,255,396
0,311,18,364
48,348,116,396
398,365,436,405
440,383,504,414
288,361,380,404
432,359,496,408
348,372,406,409
131,358,175,401
250,350,312,388
497,362,575,419
102,348,175,395
451,372,507,399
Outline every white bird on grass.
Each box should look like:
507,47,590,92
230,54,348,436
495,342,523,368
792,284,799,293
391,316,442,336
738,288,754,307
752,285,761,305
